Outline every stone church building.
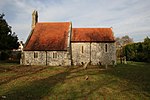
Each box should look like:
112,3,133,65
21,10,116,66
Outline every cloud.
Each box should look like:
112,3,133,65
0,0,150,42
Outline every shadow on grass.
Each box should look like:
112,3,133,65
75,79,116,99
0,67,12,72
0,66,48,86
1,62,150,99
1,67,72,100
104,62,150,96
1,66,102,100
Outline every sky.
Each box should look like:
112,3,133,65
0,0,150,42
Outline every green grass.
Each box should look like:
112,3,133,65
0,62,150,100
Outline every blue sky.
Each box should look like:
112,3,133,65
0,0,150,42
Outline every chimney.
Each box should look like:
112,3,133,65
32,10,38,29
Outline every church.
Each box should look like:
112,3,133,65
21,10,116,66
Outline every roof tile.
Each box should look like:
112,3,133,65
72,28,115,42
24,22,70,51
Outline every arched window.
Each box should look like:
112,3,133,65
53,52,57,58
34,52,38,58
82,46,84,53
105,44,108,52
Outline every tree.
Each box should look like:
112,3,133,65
116,35,133,63
116,35,133,48
121,35,133,45
143,36,150,62
122,36,150,62
0,13,19,60
0,13,19,50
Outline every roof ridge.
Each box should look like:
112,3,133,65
38,22,71,24
73,27,111,29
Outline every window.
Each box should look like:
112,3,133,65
34,52,38,58
105,44,108,52
82,46,84,53
53,52,57,58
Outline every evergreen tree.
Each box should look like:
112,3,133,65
0,13,19,50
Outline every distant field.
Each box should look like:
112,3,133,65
0,62,150,100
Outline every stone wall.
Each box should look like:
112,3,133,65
21,51,71,66
71,42,116,65
91,43,116,65
46,51,71,66
71,43,90,65
21,42,116,66
21,51,46,65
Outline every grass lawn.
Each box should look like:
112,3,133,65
0,62,150,100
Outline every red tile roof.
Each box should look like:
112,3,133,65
24,22,71,51
72,28,115,42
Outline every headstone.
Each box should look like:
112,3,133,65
85,75,89,80
124,56,127,64
83,61,89,69
105,64,108,69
